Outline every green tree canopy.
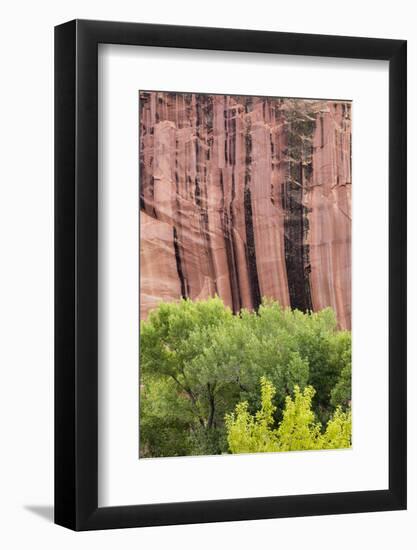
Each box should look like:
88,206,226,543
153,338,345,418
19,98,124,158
140,297,351,457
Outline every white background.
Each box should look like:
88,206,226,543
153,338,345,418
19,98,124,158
0,0,415,548
99,45,389,506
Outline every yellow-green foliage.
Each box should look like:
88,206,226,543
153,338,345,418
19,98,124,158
225,377,351,454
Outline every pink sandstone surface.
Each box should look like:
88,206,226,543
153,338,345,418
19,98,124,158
139,92,352,329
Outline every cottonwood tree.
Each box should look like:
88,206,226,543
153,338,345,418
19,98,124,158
140,297,351,457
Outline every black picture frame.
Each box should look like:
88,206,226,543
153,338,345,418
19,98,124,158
55,19,407,531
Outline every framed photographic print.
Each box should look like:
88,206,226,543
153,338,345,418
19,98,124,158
55,19,407,530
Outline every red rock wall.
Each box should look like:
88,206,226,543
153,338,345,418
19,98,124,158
139,92,351,329
307,103,352,329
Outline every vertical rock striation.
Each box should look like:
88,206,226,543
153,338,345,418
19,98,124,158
139,92,351,329
307,103,352,329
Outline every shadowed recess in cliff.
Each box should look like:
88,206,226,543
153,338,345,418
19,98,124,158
139,91,352,329
283,101,315,313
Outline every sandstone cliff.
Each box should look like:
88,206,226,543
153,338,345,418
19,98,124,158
139,92,351,329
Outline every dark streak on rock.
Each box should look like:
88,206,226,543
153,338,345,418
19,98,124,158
320,113,324,148
283,112,313,313
244,187,261,311
173,226,187,299
223,172,241,313
243,101,261,310
198,95,217,294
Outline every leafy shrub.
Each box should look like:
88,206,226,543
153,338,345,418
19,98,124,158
225,377,352,454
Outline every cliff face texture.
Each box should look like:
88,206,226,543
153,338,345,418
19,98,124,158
139,92,351,329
